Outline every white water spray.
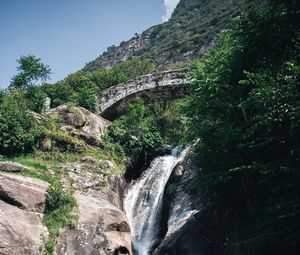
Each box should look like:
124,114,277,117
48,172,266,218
124,147,188,255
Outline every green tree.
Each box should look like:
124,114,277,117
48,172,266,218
10,55,51,89
185,2,300,254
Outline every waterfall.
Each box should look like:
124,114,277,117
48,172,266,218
124,146,189,255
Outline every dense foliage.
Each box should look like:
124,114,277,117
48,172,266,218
186,1,300,254
105,99,163,161
41,58,155,111
2,1,300,254
0,91,37,154
104,97,188,163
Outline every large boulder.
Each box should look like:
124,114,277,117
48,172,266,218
0,172,49,255
56,159,132,255
0,200,48,255
46,105,110,146
0,173,49,213
57,191,131,255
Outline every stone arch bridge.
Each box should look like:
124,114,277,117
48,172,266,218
96,69,189,120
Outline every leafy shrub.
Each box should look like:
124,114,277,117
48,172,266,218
0,91,37,155
25,86,48,113
106,99,163,161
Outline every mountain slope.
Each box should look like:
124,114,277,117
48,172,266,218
84,0,241,72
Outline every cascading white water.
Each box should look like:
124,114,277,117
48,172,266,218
124,146,189,255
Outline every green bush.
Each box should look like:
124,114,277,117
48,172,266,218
25,86,48,113
0,91,37,155
107,99,163,161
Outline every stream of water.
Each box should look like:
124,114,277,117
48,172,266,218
124,147,188,255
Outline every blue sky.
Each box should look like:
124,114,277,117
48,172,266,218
0,0,180,88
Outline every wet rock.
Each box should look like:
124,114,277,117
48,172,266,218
154,162,201,255
0,173,49,213
154,160,227,255
155,145,173,156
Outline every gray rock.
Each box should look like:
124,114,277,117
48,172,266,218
46,105,110,145
46,105,86,128
57,160,131,255
57,191,131,255
28,110,45,123
0,162,29,172
0,199,48,255
0,173,49,213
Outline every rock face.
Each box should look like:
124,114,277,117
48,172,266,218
46,105,111,145
153,161,201,255
154,160,228,255
56,159,132,255
0,173,49,213
83,0,239,72
84,29,154,71
96,69,188,120
0,173,49,255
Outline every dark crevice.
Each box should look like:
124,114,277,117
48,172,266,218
125,146,172,182
0,190,24,209
114,246,130,255
105,221,130,232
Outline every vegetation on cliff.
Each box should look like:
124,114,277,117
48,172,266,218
186,0,300,254
1,0,300,254
84,0,240,71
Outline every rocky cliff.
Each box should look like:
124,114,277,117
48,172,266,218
154,157,228,255
0,106,132,255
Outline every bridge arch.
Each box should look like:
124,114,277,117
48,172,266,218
96,69,189,120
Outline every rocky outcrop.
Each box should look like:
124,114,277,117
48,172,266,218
84,29,154,71
0,200,48,255
0,173,49,255
0,162,29,172
46,105,111,146
0,152,131,255
56,158,132,255
154,159,228,255
0,173,49,213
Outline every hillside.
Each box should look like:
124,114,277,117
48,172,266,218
84,0,241,72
